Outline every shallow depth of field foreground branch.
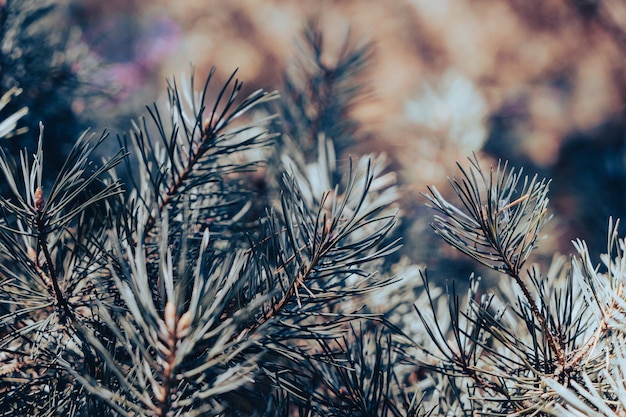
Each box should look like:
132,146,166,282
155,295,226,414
1,11,626,417
415,156,626,416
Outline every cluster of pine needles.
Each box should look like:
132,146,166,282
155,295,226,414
2,3,626,417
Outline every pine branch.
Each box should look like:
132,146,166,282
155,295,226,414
0,87,28,140
423,155,563,369
273,20,372,159
122,68,278,239
269,324,416,417
410,156,626,415
251,158,399,337
0,121,124,414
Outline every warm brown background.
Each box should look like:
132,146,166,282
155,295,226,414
66,0,626,267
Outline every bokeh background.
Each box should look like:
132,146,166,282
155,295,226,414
7,0,626,278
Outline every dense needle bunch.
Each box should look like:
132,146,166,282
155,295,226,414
0,24,409,417
410,157,626,416
3,10,626,417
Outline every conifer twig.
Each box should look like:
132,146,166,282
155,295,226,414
33,186,73,324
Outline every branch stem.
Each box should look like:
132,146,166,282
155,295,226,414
35,211,74,324
144,131,210,235
504,259,566,372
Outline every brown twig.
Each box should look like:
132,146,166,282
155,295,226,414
144,130,212,236
485,217,567,374
33,187,74,324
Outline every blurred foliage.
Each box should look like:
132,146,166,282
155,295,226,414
0,0,105,174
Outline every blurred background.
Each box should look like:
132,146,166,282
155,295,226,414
4,0,626,278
